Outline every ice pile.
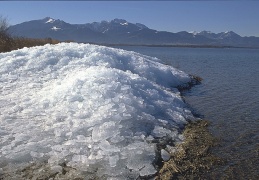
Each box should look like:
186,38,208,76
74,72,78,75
0,43,193,178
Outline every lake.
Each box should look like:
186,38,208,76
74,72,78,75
116,46,259,179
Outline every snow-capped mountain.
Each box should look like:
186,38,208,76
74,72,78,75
85,18,148,34
191,30,241,40
9,17,105,43
8,17,259,47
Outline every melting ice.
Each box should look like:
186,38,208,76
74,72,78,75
0,43,194,178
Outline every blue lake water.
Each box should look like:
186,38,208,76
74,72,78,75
117,46,259,179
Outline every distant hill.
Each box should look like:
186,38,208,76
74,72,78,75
8,17,259,48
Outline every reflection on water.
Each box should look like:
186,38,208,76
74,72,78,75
117,46,259,179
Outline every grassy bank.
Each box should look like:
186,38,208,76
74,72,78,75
157,120,223,179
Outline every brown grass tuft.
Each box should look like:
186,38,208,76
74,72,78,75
156,120,224,180
0,37,60,53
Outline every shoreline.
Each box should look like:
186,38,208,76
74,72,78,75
86,43,259,50
156,120,223,179
154,76,224,179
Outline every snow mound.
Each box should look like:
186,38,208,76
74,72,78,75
0,43,193,178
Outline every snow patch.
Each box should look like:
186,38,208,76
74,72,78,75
46,18,55,23
120,22,128,26
102,29,109,33
51,26,61,31
189,31,199,35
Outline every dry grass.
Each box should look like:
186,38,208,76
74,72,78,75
12,37,60,50
191,75,203,83
0,36,60,53
156,120,223,180
177,75,203,91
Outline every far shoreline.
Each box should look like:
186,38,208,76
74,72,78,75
85,42,259,49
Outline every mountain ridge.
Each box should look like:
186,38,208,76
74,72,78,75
8,17,259,48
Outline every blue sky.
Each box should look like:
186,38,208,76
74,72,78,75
1,1,259,37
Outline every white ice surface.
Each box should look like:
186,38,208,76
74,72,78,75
0,43,193,178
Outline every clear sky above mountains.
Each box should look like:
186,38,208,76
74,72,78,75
1,1,258,37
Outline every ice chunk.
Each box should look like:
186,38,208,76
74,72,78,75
161,149,171,161
0,157,8,168
152,125,172,138
109,154,119,167
50,165,63,173
7,151,32,163
99,140,120,153
30,151,45,158
124,141,156,173
139,164,157,177
110,135,124,143
72,155,89,164
92,122,119,142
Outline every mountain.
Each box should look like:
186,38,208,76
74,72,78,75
8,17,259,47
